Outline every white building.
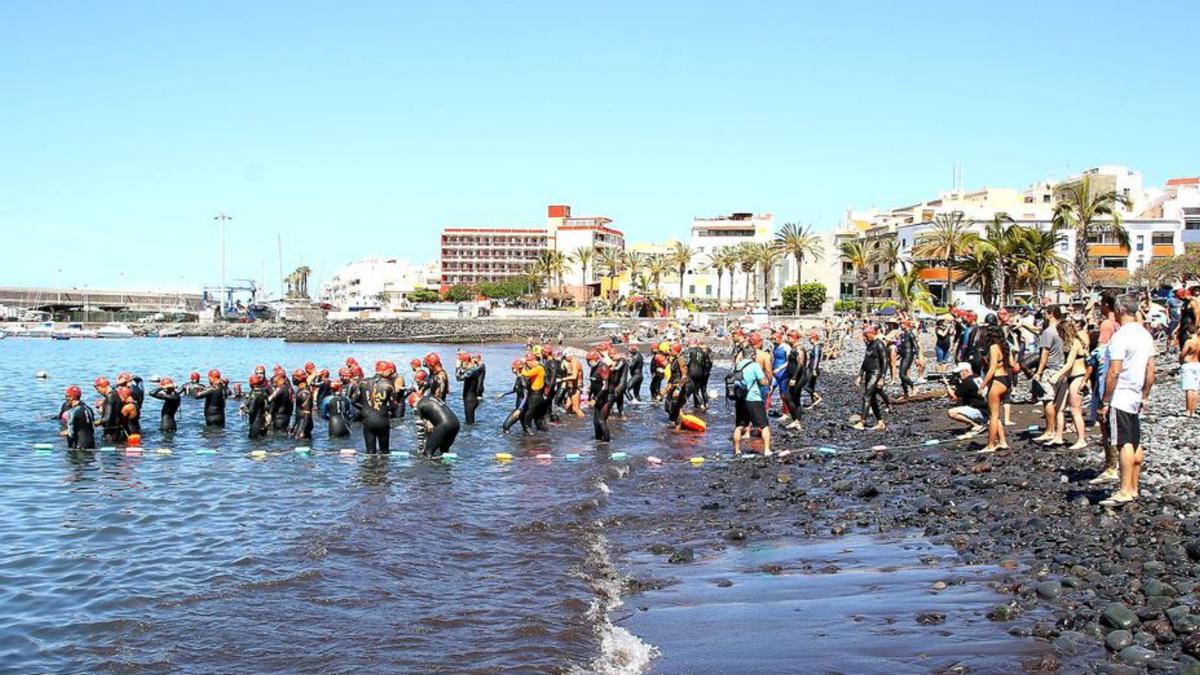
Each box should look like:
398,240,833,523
686,212,776,305
548,204,624,304
320,257,437,310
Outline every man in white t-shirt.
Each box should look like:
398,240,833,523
1097,294,1157,507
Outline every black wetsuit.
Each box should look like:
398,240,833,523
860,338,889,424
99,389,125,443
268,381,293,432
783,345,805,419
520,365,548,433
149,386,181,432
897,329,918,397
121,402,141,437
457,364,484,425
686,347,711,409
324,393,353,438
65,402,97,450
610,356,628,417
626,351,645,401
291,386,314,440
129,377,145,412
429,369,450,403
502,375,529,433
415,395,460,457
359,376,396,453
194,382,227,427
541,357,561,424
180,381,205,398
666,355,693,423
590,362,614,442
245,386,269,440
649,354,667,401
804,342,823,401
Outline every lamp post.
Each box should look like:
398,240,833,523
214,213,233,316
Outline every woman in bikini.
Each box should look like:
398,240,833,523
1044,317,1090,449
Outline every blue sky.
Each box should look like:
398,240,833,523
2,1,1197,292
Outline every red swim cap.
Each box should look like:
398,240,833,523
351,366,364,378
345,357,357,366
249,374,265,387
586,351,600,362
65,385,82,399
330,380,342,392
304,362,315,372
457,352,471,362
159,377,175,387
375,360,389,374
414,369,428,382
116,372,132,384
671,343,683,354
809,331,820,341
94,377,110,388
410,359,422,369
511,358,524,369
190,372,200,382
208,369,221,380
424,353,441,368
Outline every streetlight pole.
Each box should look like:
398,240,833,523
214,213,233,316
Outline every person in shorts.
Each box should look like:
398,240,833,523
945,361,987,439
1098,294,1156,507
732,345,771,456
1181,323,1200,417
1032,306,1064,442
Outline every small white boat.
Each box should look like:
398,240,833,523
28,321,55,338
52,323,98,340
96,322,136,339
157,327,183,338
1,324,29,338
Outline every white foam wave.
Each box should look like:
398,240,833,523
573,529,658,674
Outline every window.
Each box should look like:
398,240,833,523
842,262,854,273
1098,258,1128,269
688,285,695,295
705,285,712,296
1153,233,1174,245
1136,235,1145,252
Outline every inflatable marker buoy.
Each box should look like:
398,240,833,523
1027,425,1041,432
679,414,707,433
338,448,356,457
565,453,581,461
294,446,311,454
872,445,887,451
818,447,837,455
495,452,513,462
154,448,173,455
646,456,662,465
196,448,217,455
924,439,940,446
689,456,705,466
441,453,458,462
33,443,54,450
535,453,552,460
125,448,143,457
610,452,628,461
126,434,141,447
101,446,118,453
250,450,267,460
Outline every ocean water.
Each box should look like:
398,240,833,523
0,337,1041,673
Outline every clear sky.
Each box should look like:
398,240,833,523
2,1,1197,293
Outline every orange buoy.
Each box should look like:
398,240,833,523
126,434,142,447
679,414,707,433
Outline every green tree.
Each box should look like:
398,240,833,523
890,267,935,314
752,242,783,309
624,251,646,291
571,246,594,293
780,282,828,313
1014,229,1069,304
735,242,759,307
646,255,671,297
408,289,440,303
670,242,695,301
707,247,736,310
839,240,870,311
775,222,825,316
596,246,624,301
444,285,475,302
911,211,978,308
1052,174,1133,299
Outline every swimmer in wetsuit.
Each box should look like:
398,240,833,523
499,358,529,433
180,372,205,398
686,339,712,411
149,377,181,433
587,351,614,442
322,380,354,438
61,385,97,450
243,374,270,440
424,353,450,403
358,361,398,453
413,387,461,457
290,368,315,441
193,369,227,427
665,343,694,426
626,345,644,402
519,353,548,433
855,326,889,430
649,345,668,402
455,352,484,425
268,371,293,432
117,386,140,437
93,377,126,444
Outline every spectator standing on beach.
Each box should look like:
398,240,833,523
1088,294,1118,427
935,318,954,375
1098,294,1156,507
1032,306,1064,443
731,346,771,456
1182,324,1200,418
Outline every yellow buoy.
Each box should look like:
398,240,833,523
251,450,268,460
154,448,172,455
689,456,705,466
495,452,513,461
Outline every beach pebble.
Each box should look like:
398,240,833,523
668,547,694,564
915,612,945,626
1103,603,1141,631
1118,645,1156,667
1107,630,1134,652
931,581,947,591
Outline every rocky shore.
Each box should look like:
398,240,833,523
613,339,1200,673
141,317,638,343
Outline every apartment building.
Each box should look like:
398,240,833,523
440,228,549,287
320,257,439,310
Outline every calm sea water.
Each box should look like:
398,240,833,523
0,338,1041,673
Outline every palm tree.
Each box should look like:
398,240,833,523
707,248,734,310
840,240,870,311
891,267,935,315
1014,229,1069,304
624,251,646,291
752,242,783,310
646,255,671,297
911,211,978,308
596,247,624,301
735,243,759,308
532,250,565,300
971,214,1019,306
670,242,695,302
954,248,997,308
869,238,908,299
1052,174,1133,299
774,222,826,316
571,246,594,290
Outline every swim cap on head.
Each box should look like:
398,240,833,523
984,313,999,326
338,367,350,379
65,385,82,398
586,351,600,362
457,352,471,362
511,358,524,369
254,365,266,374
319,368,329,377
273,365,284,373
351,366,364,378
863,326,878,336
414,369,428,382
957,361,974,373
375,360,390,374
292,368,307,381
116,372,132,383
249,374,265,387
658,342,670,354
410,359,421,369
748,333,763,345
472,353,482,361
190,372,200,382
810,331,820,340
304,362,315,372
424,353,441,368
671,343,683,354
159,377,175,387
628,344,639,352
208,369,221,380
94,377,110,388
330,380,342,392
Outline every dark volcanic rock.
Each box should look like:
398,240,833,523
1103,603,1141,630
1106,630,1134,652
668,547,694,564
916,612,946,625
